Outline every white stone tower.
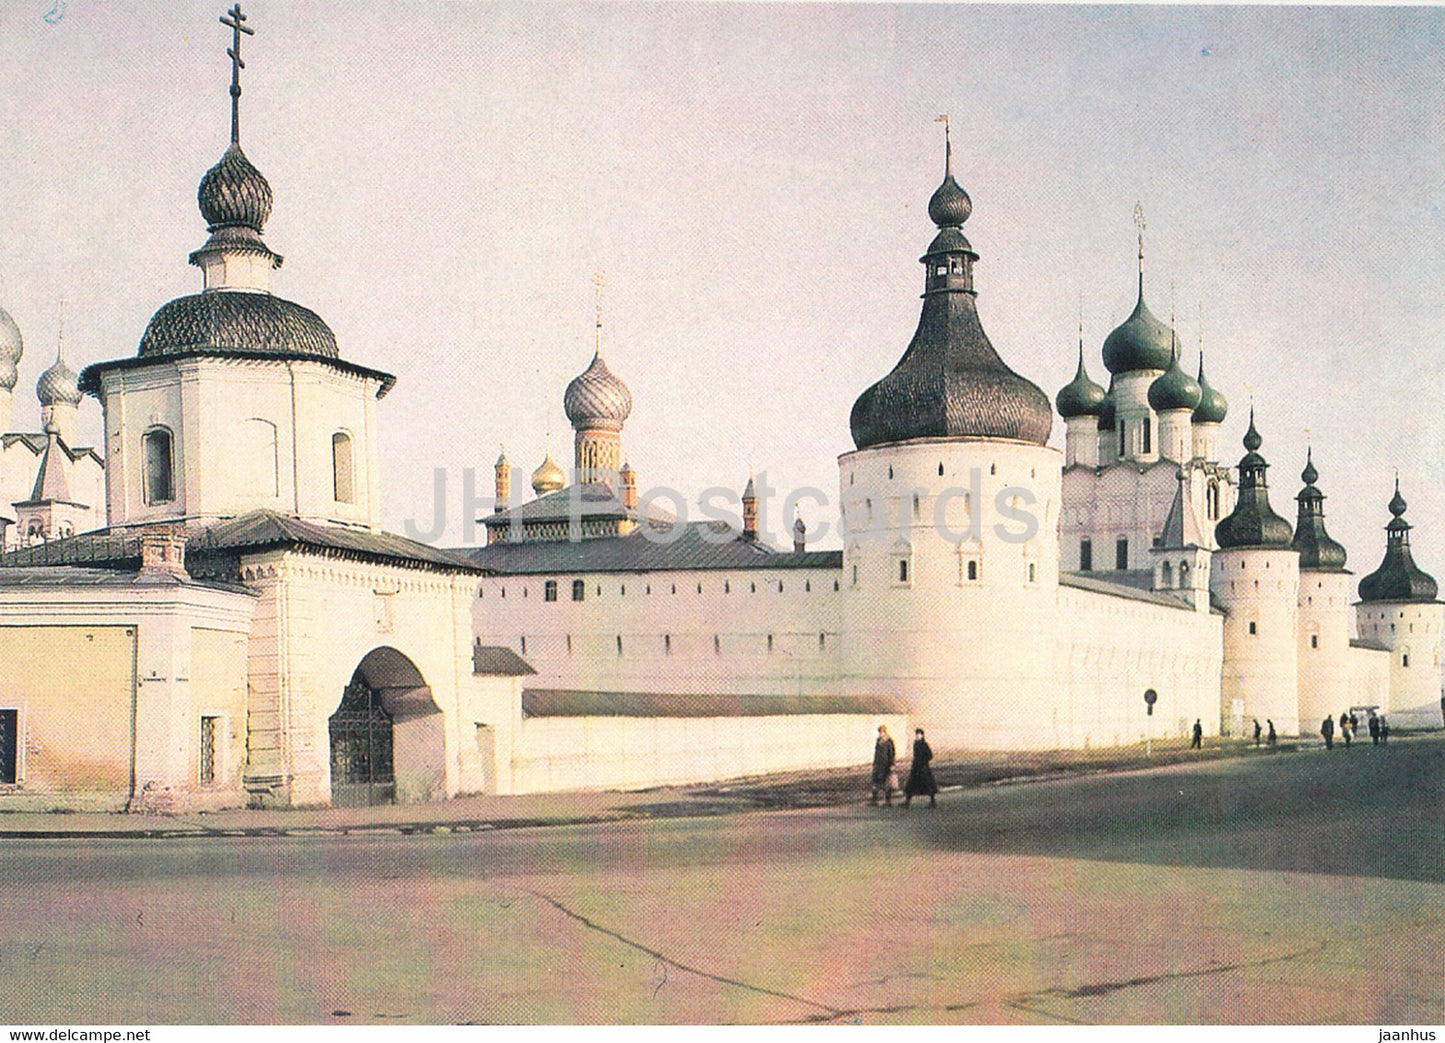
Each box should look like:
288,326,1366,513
1211,412,1301,736
841,121,1059,750
1355,479,1445,729
1291,450,1355,731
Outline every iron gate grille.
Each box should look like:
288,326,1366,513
329,679,394,805
199,716,217,786
0,709,17,785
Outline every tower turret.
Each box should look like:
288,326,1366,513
564,274,631,486
1057,339,1104,468
1292,450,1353,730
839,119,1060,749
493,449,510,514
1210,412,1301,735
1356,478,1444,728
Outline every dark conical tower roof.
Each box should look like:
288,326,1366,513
849,132,1052,450
1292,449,1347,571
1359,479,1438,602
1214,409,1294,549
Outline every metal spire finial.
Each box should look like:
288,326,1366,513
1133,202,1146,275
56,297,66,361
220,4,254,147
935,114,951,176
592,270,606,357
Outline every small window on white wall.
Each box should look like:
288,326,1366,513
143,427,175,505
333,432,355,504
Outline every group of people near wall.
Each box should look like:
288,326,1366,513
1320,710,1390,749
870,725,937,807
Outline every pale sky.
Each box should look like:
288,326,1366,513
1,3,1443,567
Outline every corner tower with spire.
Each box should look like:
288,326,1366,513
837,120,1060,749
1355,478,1445,727
1291,450,1357,728
1210,412,1301,735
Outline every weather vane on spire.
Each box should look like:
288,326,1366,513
592,270,606,355
1133,202,1146,271
935,114,951,173
220,4,254,146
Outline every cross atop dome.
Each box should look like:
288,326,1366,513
220,4,254,146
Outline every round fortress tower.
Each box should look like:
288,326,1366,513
841,124,1059,749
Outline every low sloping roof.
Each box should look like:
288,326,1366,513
1060,571,1198,611
465,520,842,575
0,509,480,576
0,564,249,594
473,645,537,676
521,689,903,718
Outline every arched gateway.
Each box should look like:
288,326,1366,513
328,647,444,806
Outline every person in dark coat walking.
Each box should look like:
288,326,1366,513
903,728,938,807
1321,715,1334,749
1380,716,1390,743
871,725,896,805
1253,719,1262,747
1191,719,1203,749
1266,719,1277,748
1340,711,1352,748
1369,714,1380,746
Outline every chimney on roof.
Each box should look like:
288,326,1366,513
140,528,188,578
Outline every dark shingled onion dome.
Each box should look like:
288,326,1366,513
1193,354,1228,424
1214,410,1294,549
1359,480,1439,602
1102,275,1176,376
1292,450,1348,571
134,140,340,360
1148,347,1202,413
564,353,632,432
1056,346,1106,420
849,142,1052,449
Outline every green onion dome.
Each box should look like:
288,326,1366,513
1192,354,1228,424
1148,347,1202,412
1057,348,1107,419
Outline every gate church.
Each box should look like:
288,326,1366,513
0,10,1439,810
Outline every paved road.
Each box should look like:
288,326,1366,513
1,736,1440,1025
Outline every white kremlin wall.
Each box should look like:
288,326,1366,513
1356,600,1445,729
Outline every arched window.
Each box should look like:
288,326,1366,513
572,579,586,602
332,432,355,504
544,580,558,602
1142,416,1152,455
143,427,175,505
1161,561,1174,588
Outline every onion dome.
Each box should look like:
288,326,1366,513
564,352,632,431
1193,354,1228,424
36,353,81,407
531,453,566,496
1148,347,1202,412
198,144,273,234
1292,449,1347,571
1102,282,1176,376
849,133,1052,450
0,304,22,364
1056,347,1106,419
137,292,337,359
1359,479,1439,602
0,354,16,393
1214,410,1294,549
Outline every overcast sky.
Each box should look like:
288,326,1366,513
1,2,1443,566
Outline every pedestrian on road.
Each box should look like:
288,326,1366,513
1350,712,1359,738
1369,714,1380,746
1380,716,1390,744
903,728,938,808
1340,712,1352,748
1190,719,1203,749
871,725,896,806
1321,716,1334,749
1253,719,1262,747
1267,720,1277,748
